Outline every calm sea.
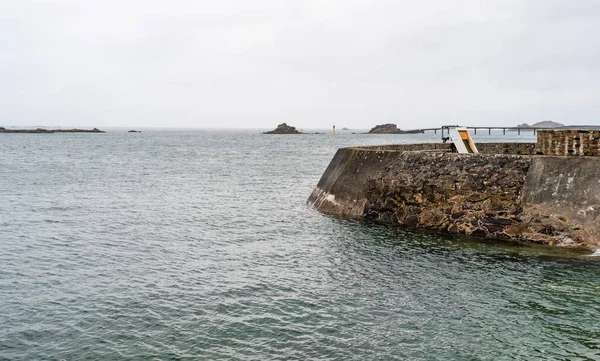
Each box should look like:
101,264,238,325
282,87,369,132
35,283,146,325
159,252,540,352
1,130,599,360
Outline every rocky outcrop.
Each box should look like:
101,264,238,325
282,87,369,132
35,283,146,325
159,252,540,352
368,124,400,133
530,120,564,128
367,123,423,134
517,121,564,128
264,123,302,134
0,127,105,133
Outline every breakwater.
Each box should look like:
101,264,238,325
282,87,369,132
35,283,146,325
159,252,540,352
308,131,600,248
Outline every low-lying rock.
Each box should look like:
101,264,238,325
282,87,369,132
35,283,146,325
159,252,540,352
0,127,105,133
264,123,302,134
367,123,423,134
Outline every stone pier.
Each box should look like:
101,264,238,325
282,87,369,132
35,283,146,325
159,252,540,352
308,133,600,248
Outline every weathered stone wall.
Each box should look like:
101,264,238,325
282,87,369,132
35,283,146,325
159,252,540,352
536,130,600,156
353,143,452,152
476,143,536,155
308,142,600,248
351,142,536,155
521,157,600,246
364,152,532,241
307,143,536,218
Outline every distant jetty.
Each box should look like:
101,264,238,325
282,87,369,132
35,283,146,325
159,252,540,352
367,124,424,134
0,127,105,134
264,123,302,134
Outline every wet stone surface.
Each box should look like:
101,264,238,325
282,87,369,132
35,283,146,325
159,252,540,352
364,152,539,243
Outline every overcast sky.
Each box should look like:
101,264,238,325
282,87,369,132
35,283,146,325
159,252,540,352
1,0,599,129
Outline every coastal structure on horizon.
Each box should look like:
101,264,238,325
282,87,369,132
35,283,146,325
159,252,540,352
308,129,600,250
371,121,600,136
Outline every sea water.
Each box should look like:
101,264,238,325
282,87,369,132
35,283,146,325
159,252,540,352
1,130,599,360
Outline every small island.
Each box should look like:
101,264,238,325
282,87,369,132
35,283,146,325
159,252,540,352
517,121,565,128
367,123,423,134
0,127,105,134
264,123,302,134
128,130,140,133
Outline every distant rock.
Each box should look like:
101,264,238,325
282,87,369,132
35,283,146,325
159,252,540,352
264,123,302,134
0,127,105,134
128,130,140,133
516,121,564,129
341,127,350,131
368,123,399,133
530,120,564,128
367,123,423,134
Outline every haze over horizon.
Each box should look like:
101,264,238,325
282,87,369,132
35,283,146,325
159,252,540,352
2,1,600,129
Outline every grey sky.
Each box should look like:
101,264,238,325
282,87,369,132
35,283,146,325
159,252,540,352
1,0,599,129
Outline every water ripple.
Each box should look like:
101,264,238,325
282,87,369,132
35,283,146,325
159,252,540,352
1,131,599,360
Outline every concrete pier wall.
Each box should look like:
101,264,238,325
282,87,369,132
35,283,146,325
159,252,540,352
308,142,600,248
307,147,401,217
522,157,600,246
